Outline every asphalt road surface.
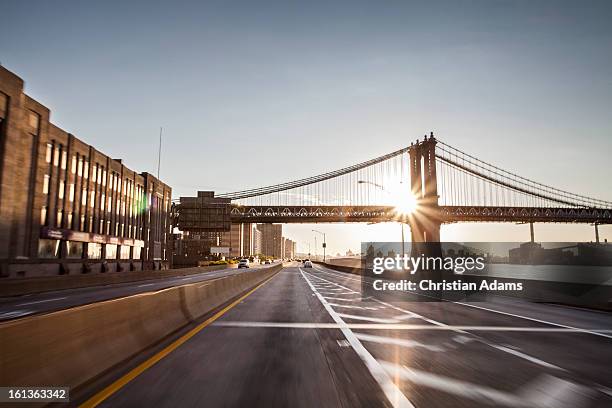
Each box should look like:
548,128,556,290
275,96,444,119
0,263,277,321
78,263,612,408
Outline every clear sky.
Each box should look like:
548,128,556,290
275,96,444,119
2,0,611,255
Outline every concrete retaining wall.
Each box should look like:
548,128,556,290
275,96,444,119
0,264,238,297
0,264,281,392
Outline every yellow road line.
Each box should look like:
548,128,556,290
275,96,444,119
79,273,278,408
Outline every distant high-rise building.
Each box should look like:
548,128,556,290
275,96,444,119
253,227,262,255
258,224,282,257
218,223,256,257
283,238,295,259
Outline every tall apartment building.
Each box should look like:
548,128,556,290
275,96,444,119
258,224,282,258
0,66,172,278
253,227,262,255
283,238,296,259
219,223,255,257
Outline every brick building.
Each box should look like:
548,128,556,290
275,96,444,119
258,224,283,258
0,66,172,278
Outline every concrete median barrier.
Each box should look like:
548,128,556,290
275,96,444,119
0,264,238,297
0,264,282,394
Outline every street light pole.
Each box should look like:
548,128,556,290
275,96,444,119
312,229,326,262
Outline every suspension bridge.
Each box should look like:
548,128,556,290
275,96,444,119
174,134,612,242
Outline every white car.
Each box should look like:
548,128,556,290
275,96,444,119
304,260,313,268
238,259,250,268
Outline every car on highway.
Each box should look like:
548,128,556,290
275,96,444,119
238,259,250,268
263,260,271,265
303,260,313,268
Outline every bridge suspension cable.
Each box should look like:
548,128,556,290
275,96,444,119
217,146,410,200
436,141,612,209
215,137,611,212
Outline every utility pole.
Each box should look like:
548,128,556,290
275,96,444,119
312,229,326,262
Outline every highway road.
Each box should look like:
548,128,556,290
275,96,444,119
0,263,277,321
76,263,612,408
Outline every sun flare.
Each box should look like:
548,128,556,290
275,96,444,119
385,182,419,215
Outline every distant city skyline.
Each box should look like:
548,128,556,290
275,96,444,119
2,0,611,255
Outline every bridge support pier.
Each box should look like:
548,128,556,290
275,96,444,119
409,133,442,256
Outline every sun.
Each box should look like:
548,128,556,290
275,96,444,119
393,191,418,215
386,183,419,215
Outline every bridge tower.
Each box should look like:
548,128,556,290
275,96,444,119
409,133,441,243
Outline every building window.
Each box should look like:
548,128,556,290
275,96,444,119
106,244,117,259
67,212,73,228
57,210,63,227
90,191,95,208
71,155,77,174
82,188,87,206
83,161,89,179
53,146,60,167
28,111,40,133
80,215,85,231
69,184,74,202
0,92,7,119
61,151,67,170
101,193,105,211
102,170,107,186
89,216,93,232
87,243,102,259
40,206,47,225
77,158,83,177
45,143,53,163
38,239,59,258
120,245,130,259
133,246,142,260
43,175,50,194
66,241,83,259
92,165,97,183
58,180,65,199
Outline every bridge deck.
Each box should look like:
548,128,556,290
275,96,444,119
228,205,612,224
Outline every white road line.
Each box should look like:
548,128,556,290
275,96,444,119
453,301,612,340
321,296,364,301
300,268,415,408
211,321,612,332
379,361,589,408
355,333,445,352
317,263,612,341
306,267,576,372
0,310,34,319
327,303,380,311
489,345,565,371
335,313,400,324
15,297,67,306
137,283,155,287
